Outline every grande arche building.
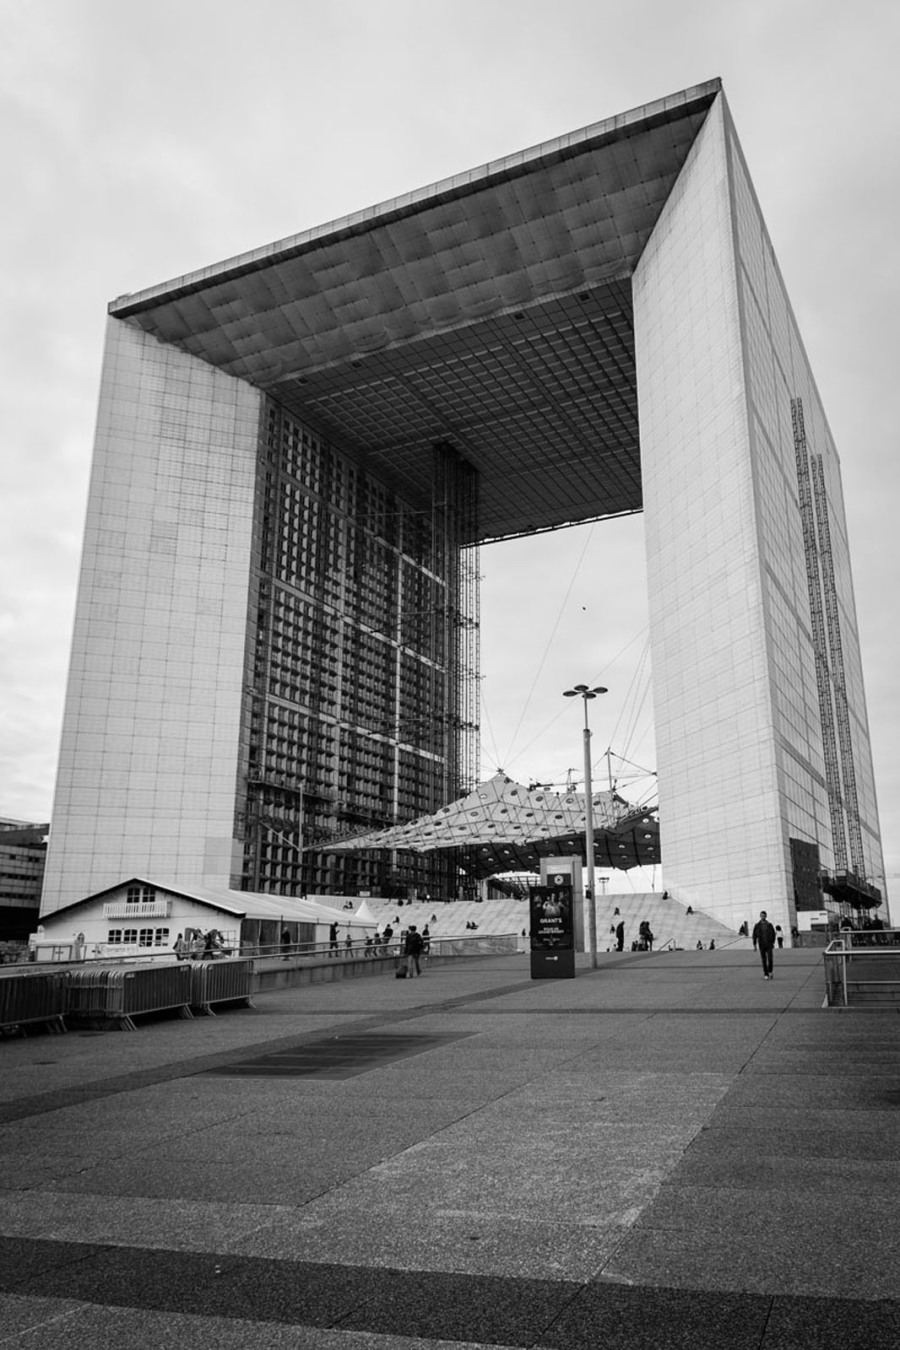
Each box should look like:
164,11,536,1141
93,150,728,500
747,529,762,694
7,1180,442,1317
41,80,885,934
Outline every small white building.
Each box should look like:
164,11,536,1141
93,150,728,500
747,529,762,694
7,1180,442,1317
31,877,374,962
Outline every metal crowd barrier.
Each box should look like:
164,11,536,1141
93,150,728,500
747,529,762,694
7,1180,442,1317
190,958,255,1015
65,963,194,1030
823,932,900,1007
0,971,67,1034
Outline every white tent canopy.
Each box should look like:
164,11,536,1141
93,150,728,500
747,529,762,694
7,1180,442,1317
324,773,659,876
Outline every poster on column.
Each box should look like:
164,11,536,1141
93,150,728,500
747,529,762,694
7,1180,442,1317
530,879,575,978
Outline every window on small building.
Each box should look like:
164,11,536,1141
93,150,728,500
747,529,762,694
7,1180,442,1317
153,928,170,946
122,929,137,944
126,884,156,905
138,929,154,947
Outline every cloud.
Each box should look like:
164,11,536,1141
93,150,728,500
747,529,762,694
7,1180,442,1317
1,0,897,893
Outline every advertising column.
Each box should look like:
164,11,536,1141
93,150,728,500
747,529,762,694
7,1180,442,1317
530,873,575,979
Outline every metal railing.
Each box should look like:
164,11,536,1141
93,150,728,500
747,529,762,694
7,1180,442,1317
249,933,518,962
0,970,67,1034
823,931,900,1007
190,959,255,1015
0,931,519,1035
247,937,401,962
102,900,172,919
65,964,194,1030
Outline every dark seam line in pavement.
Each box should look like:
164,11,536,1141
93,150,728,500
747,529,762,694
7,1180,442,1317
737,985,820,1077
783,960,831,1013
436,1007,819,1015
12,1236,882,1347
2,1238,580,1343
9,1238,900,1347
756,1294,776,1349
201,1029,476,1079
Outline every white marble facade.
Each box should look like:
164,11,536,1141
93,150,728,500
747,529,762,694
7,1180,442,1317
635,95,883,931
41,91,884,929
41,322,262,913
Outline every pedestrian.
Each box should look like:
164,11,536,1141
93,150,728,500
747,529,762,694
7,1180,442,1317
615,920,625,952
328,921,339,956
752,910,777,979
174,932,189,961
775,925,784,949
404,924,424,978
281,926,291,959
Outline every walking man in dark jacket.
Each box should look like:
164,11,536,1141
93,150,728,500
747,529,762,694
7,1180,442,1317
752,910,777,980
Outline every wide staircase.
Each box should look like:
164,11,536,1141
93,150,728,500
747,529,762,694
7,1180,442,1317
359,894,752,952
590,894,752,952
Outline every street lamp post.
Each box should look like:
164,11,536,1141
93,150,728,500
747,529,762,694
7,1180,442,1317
563,684,608,969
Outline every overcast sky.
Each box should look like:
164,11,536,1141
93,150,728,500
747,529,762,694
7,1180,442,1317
2,0,898,892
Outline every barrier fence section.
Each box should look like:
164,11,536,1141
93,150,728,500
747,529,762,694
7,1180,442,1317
65,964,194,1030
0,971,67,1034
0,933,520,1035
823,930,900,1007
190,958,255,1015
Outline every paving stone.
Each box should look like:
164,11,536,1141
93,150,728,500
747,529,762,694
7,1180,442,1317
537,1284,771,1350
0,950,898,1348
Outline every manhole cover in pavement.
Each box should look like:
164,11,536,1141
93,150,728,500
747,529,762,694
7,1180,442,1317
204,1030,473,1079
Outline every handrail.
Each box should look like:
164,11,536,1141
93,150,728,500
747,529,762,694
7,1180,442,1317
14,930,524,972
823,938,900,1007
830,928,900,948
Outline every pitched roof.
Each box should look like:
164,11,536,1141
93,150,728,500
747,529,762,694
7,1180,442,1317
42,877,361,924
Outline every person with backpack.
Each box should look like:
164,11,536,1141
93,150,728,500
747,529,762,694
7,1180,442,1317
752,910,777,980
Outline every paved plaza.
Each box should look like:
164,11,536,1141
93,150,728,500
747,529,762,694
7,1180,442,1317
1,947,898,1348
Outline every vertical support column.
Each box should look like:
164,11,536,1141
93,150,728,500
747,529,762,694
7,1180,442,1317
42,319,261,913
633,96,781,930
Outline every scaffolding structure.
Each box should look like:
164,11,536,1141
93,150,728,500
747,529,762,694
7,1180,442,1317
237,405,481,900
